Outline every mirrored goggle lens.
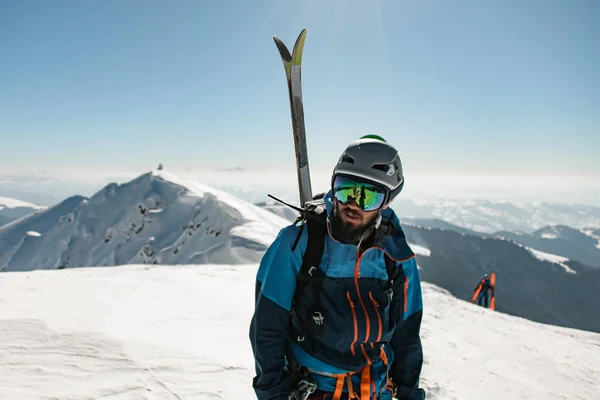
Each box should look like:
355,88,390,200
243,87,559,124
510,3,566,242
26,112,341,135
333,175,386,211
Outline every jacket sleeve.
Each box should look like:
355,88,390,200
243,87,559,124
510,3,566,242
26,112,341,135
389,257,426,400
249,225,304,400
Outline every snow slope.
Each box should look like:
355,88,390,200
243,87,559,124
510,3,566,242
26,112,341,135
0,170,289,271
0,265,598,400
526,247,575,274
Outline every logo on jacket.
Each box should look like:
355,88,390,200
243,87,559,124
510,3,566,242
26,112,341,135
313,312,324,326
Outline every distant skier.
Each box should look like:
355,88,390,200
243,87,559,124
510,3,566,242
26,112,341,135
471,273,496,310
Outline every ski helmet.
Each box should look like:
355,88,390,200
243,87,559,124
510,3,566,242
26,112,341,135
332,135,404,203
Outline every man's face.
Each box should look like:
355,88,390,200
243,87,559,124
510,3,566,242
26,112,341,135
335,197,383,231
331,175,390,242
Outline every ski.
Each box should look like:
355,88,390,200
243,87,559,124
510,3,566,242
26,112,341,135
471,283,483,303
490,272,496,310
273,29,313,207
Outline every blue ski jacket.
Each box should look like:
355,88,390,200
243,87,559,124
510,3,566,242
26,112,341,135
250,192,425,400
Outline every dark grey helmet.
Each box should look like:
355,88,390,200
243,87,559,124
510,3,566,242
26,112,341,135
332,136,404,202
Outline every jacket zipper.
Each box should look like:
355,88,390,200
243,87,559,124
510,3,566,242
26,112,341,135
354,249,371,343
368,291,382,343
404,277,409,314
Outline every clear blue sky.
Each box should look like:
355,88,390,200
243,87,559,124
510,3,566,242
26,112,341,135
1,0,598,175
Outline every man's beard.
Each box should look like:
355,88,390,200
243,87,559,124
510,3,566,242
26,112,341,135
330,207,376,245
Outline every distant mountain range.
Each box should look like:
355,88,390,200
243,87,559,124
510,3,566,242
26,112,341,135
394,198,600,233
494,225,600,268
385,218,600,268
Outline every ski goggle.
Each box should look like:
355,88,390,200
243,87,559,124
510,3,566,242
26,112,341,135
333,175,387,212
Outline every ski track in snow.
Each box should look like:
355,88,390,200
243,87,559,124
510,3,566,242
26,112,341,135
1,265,599,400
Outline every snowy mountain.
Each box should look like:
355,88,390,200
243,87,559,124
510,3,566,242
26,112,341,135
394,198,600,233
0,170,289,271
0,196,44,226
0,264,598,400
494,225,600,268
402,224,600,334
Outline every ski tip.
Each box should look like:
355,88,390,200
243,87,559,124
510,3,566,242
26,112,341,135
273,35,292,62
296,29,308,44
291,30,307,66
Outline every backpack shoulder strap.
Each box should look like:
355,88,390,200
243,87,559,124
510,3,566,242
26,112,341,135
291,200,328,342
299,217,327,279
290,195,328,275
384,253,398,286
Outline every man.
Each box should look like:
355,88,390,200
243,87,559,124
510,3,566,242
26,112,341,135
472,274,494,308
250,136,426,400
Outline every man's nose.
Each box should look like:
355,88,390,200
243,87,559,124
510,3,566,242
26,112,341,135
345,198,360,210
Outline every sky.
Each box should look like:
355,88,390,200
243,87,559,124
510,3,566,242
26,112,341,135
1,0,599,204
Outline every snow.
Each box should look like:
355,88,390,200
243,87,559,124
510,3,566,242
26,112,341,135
0,264,598,400
540,232,558,239
580,228,600,250
0,196,43,210
25,231,41,237
526,247,576,274
409,243,431,257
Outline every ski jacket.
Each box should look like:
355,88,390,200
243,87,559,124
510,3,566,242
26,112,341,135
250,191,425,400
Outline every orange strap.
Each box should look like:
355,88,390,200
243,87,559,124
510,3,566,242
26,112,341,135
347,374,358,399
328,347,391,400
332,375,345,400
360,367,371,400
370,377,376,399
379,346,389,385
